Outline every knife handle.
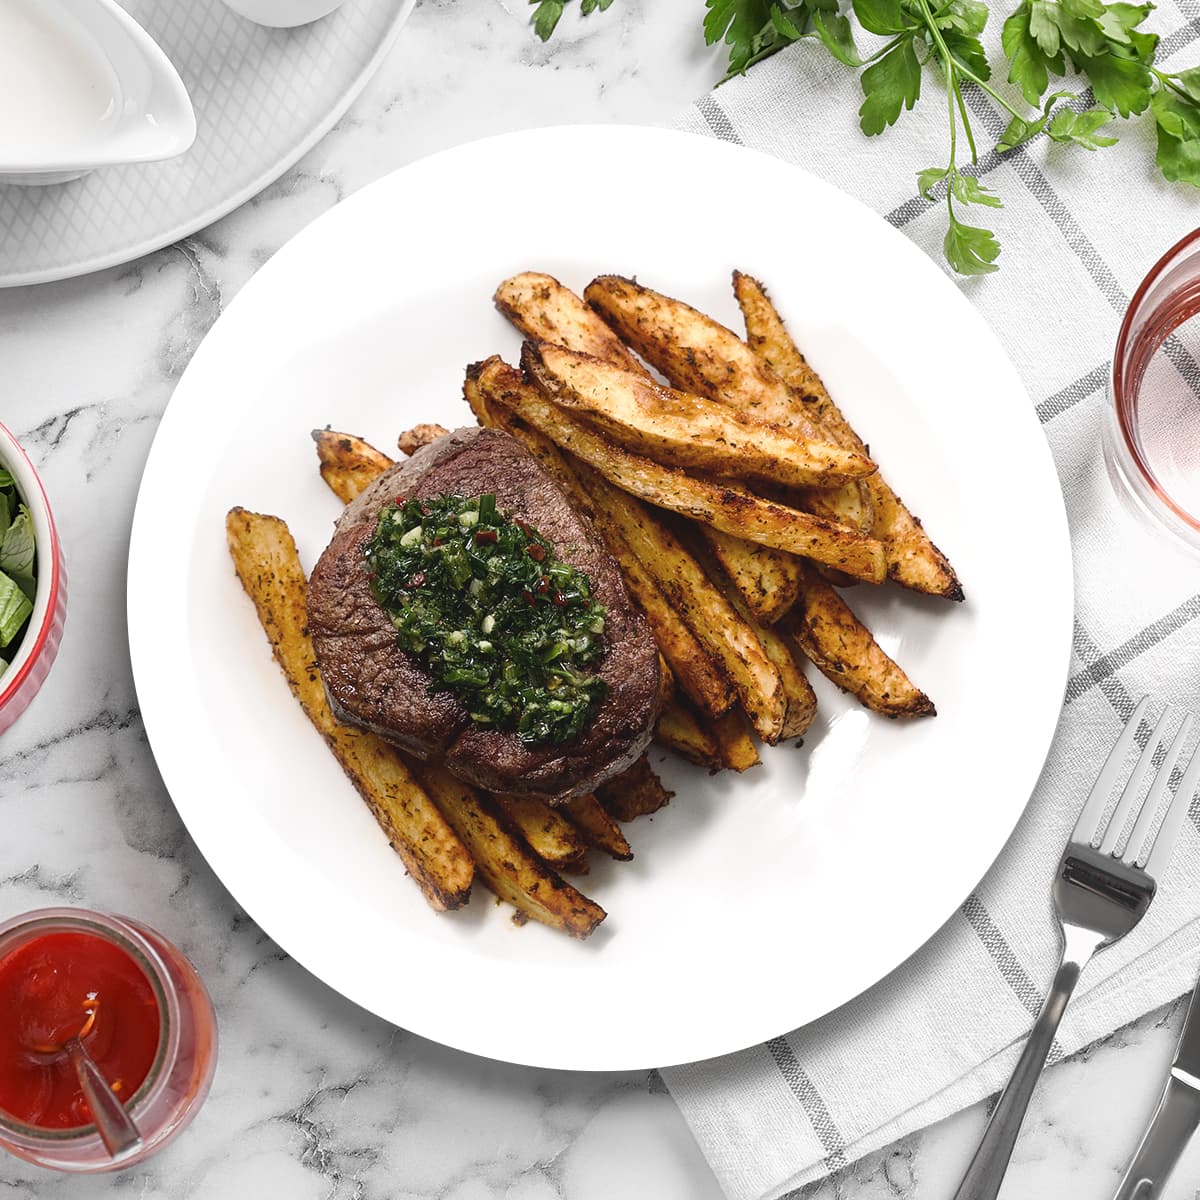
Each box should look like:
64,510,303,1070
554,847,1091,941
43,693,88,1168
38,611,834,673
1114,1074,1200,1200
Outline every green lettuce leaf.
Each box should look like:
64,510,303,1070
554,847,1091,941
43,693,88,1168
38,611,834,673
0,571,32,649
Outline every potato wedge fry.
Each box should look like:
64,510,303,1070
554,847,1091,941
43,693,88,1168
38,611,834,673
486,370,888,583
465,359,736,717
654,702,723,771
585,274,815,433
397,423,450,456
524,342,875,490
225,507,474,912
696,528,802,625
561,794,634,861
782,565,936,718
495,272,651,377
596,755,673,821
312,429,395,505
710,708,761,772
412,761,606,937
711,574,816,741
569,458,788,741
733,271,963,601
584,274,874,541
495,794,590,874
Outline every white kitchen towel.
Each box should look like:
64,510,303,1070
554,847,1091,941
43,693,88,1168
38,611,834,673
663,9,1200,1200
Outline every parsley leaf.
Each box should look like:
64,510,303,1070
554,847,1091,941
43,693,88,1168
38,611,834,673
1004,4,1065,104
944,215,1002,274
705,0,774,72
917,165,950,196
530,0,615,39
1076,49,1153,115
859,35,922,134
1152,85,1200,184
853,0,908,34
1046,104,1119,146
952,171,1003,206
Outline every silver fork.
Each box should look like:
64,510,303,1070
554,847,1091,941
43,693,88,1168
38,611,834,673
953,696,1200,1200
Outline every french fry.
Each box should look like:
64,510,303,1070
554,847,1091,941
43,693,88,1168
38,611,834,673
696,528,803,625
584,274,875,541
710,708,762,772
225,507,474,912
733,271,963,601
524,341,876,490
782,565,936,718
569,458,787,742
596,755,673,821
485,367,888,582
495,272,651,377
585,274,811,431
311,429,394,504
397,423,449,456
465,359,736,718
495,275,804,624
561,794,634,861
655,702,723,770
495,794,590,874
412,761,606,938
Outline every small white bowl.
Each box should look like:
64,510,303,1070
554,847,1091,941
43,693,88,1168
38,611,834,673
0,0,196,187
0,423,67,736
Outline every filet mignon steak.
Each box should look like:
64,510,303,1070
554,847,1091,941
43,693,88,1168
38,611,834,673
307,426,662,801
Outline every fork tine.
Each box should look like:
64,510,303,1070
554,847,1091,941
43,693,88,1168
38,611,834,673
1122,714,1195,865
1070,696,1152,844
1099,708,1174,856
1144,735,1200,880
1073,696,1150,844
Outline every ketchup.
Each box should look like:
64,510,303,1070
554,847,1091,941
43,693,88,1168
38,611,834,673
0,932,160,1129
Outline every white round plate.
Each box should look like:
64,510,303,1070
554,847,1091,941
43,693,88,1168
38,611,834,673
128,125,1073,1071
0,0,413,289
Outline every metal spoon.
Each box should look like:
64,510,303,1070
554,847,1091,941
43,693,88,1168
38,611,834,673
27,1000,142,1159
61,1035,142,1158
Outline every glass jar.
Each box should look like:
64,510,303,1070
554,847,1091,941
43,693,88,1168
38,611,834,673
0,908,217,1172
1104,228,1200,553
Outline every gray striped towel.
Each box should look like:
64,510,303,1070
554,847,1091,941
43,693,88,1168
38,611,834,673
662,12,1200,1200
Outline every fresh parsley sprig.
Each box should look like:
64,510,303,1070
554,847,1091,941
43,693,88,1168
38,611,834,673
528,0,1200,274
700,0,1200,274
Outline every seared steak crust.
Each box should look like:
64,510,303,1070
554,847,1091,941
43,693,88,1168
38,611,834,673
307,427,661,801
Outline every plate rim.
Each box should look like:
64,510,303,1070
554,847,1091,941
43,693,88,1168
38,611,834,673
128,123,1075,1070
0,0,416,290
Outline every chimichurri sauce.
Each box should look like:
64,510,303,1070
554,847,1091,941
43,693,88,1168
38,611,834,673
365,494,608,746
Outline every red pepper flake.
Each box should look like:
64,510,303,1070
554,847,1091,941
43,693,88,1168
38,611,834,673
552,592,567,607
394,498,404,507
431,536,445,546
526,543,547,562
536,577,550,594
515,519,534,536
474,529,498,544
522,589,537,607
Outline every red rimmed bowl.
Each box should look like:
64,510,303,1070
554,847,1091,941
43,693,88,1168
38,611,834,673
0,423,66,736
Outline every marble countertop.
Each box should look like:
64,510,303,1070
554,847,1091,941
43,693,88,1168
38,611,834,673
3,0,1199,1196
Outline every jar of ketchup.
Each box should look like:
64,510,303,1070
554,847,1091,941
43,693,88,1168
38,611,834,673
0,908,216,1172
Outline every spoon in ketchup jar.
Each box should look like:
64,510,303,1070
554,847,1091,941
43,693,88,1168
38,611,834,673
0,908,217,1172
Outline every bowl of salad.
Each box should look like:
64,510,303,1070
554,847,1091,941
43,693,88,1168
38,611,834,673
0,423,65,735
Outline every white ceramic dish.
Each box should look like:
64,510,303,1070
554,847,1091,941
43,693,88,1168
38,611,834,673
0,0,414,287
127,126,1074,1072
0,0,194,186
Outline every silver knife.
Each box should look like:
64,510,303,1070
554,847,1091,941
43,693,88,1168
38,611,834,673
1114,972,1200,1200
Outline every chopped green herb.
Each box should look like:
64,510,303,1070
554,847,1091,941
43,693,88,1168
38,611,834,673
365,494,608,746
